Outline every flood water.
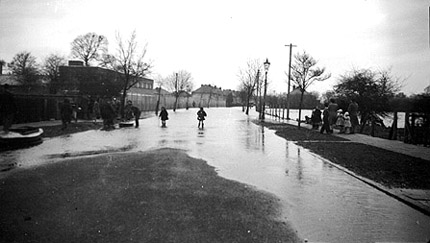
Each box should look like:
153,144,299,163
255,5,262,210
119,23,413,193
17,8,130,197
1,107,429,242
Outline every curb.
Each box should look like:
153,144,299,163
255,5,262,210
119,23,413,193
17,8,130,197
301,146,430,217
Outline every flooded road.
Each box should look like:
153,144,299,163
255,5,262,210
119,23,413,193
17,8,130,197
1,107,429,242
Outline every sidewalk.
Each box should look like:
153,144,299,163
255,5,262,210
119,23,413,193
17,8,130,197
273,117,430,217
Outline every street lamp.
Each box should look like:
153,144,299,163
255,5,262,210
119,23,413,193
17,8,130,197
261,58,270,120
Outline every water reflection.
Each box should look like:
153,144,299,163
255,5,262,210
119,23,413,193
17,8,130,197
296,147,304,182
1,107,429,242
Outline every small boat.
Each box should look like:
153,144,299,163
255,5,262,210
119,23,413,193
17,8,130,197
0,126,44,151
119,120,135,128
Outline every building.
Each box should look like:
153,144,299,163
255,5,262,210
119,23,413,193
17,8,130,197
58,61,155,111
191,84,226,108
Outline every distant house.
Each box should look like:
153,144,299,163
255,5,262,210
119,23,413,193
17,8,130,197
191,84,226,108
222,89,242,107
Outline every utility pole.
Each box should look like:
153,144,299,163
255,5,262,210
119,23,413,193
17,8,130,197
174,72,178,112
285,43,296,120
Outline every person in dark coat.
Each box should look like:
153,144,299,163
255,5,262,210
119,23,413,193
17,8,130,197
125,100,141,128
159,107,168,127
197,107,207,128
60,99,73,130
310,106,322,129
320,103,331,134
100,97,116,130
0,84,17,134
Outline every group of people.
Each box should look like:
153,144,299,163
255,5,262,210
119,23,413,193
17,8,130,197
310,98,359,134
60,96,208,131
60,97,138,130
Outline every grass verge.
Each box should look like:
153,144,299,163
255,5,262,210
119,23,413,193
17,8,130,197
257,121,430,190
0,148,300,243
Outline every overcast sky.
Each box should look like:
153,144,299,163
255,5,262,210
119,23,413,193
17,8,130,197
1,0,429,95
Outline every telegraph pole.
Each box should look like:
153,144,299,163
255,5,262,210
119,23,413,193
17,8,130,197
174,72,178,112
285,43,296,120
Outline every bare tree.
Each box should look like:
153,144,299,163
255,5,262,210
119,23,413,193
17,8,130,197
238,59,262,115
111,30,152,117
71,32,108,66
289,51,330,128
43,53,67,94
165,70,194,111
8,51,40,91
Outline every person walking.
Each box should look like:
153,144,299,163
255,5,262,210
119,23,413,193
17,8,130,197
159,106,168,127
328,98,338,133
320,103,331,134
0,84,17,134
60,98,73,130
197,107,207,128
347,98,359,134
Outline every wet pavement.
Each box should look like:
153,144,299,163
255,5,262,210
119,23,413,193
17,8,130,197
1,107,430,242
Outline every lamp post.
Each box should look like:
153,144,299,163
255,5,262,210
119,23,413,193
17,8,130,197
261,58,270,120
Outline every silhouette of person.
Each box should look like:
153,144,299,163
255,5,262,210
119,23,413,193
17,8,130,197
311,106,322,129
125,100,141,128
197,107,207,128
159,106,168,127
320,103,331,134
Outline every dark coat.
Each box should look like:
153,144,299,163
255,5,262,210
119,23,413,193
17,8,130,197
311,109,322,124
197,110,207,121
159,110,168,121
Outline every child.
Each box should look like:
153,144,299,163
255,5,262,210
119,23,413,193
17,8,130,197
344,112,352,134
159,107,168,127
336,109,345,133
197,107,207,128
